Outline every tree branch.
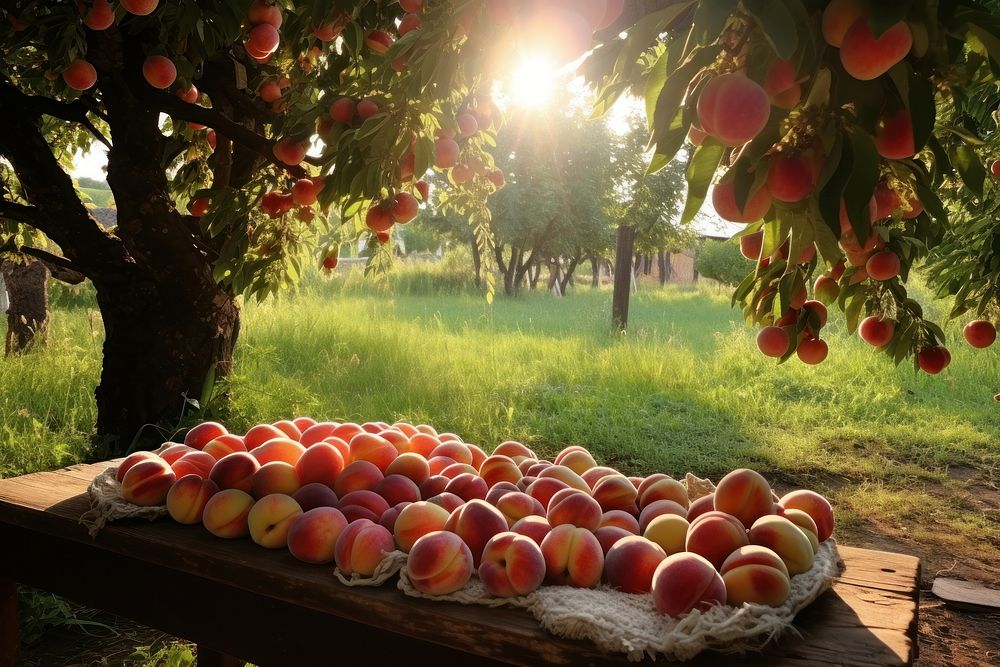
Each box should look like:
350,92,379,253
21,94,112,149
0,199,39,224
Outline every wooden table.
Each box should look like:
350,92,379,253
0,461,921,666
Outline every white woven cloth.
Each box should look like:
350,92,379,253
79,464,168,537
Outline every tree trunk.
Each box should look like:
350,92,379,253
1,259,48,355
612,226,636,332
470,239,481,288
658,251,668,286
559,255,581,295
590,255,600,287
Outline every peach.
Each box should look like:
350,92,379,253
599,510,640,534
485,481,521,505
444,473,488,502
287,506,348,564
293,416,317,432
437,431,463,443
714,468,774,528
711,179,772,223
479,532,546,597
209,451,260,493
546,488,602,531
244,423,287,450
294,442,344,488
643,514,690,555
394,501,451,552
638,499,687,532
540,524,604,588
377,429,411,454
554,446,597,475
116,451,161,482
202,434,247,460
440,463,478,479
592,475,638,512
749,515,816,575
687,494,715,523
525,462,552,477
605,536,667,593
271,419,302,440
595,526,633,555
538,465,590,493
697,73,770,147
248,493,303,549
184,421,227,450
430,441,473,466
166,474,219,524
779,489,835,541
651,552,727,616
160,443,195,465
408,433,441,458
965,320,997,348
202,488,254,538
330,422,365,443
251,461,300,498
822,0,865,47
840,19,913,81
780,508,820,553
339,489,390,520
875,110,915,159
480,455,522,487
519,458,544,475
292,482,339,511
385,452,431,485
391,422,419,437
427,456,458,476
581,466,619,489
334,460,384,496
121,459,176,506
495,491,545,526
720,545,791,606
467,444,488,470
321,436,351,463
767,153,814,202
444,499,508,567
171,451,216,479
250,438,306,466
334,518,395,576
297,422,338,447
685,511,750,569
510,515,552,546
407,530,475,595
426,492,464,513
526,477,570,510
341,506,378,523
419,474,449,500
374,474,421,506
379,502,409,533
493,440,536,460
349,432,397,472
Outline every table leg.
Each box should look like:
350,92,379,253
0,578,19,667
197,645,244,667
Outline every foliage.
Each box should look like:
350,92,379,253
18,587,116,645
696,238,750,286
583,0,1000,367
127,640,196,667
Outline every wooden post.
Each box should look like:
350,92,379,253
612,225,635,332
0,578,18,667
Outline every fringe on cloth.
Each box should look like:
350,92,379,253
335,550,408,586
79,464,168,538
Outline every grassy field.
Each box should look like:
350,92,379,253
2,262,998,574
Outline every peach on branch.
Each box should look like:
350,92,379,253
248,493,303,549
166,474,219,524
605,536,667,593
287,507,348,564
821,0,866,47
142,55,176,89
757,326,790,358
964,320,997,348
697,73,770,147
651,553,727,617
334,518,395,576
866,250,900,281
540,524,604,588
796,338,829,365
202,488,254,538
407,530,474,595
479,531,546,597
121,459,176,506
63,59,98,90
859,316,895,347
712,180,772,224
875,110,916,159
292,482,339,511
767,153,814,203
840,19,913,81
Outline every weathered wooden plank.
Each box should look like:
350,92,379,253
835,545,921,595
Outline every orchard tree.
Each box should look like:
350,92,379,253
584,0,1000,371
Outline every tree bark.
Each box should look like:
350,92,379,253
612,226,636,332
469,239,481,288
590,255,600,287
1,259,48,355
658,251,668,286
559,254,581,295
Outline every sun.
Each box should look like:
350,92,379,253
505,55,559,108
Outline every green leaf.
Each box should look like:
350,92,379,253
692,0,739,45
743,0,798,59
953,145,987,195
817,134,850,235
643,48,670,131
967,22,1000,69
907,72,935,153
612,1,697,82
680,139,725,225
843,128,880,242
868,0,914,36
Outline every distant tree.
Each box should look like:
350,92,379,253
696,239,750,287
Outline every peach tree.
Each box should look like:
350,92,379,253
583,0,1000,372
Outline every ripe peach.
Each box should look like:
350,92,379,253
714,468,775,528
510,515,552,546
373,473,421,506
965,320,997,349
428,441,470,465
419,474,449,500
379,502,409,533
209,451,260,493
859,316,895,347
434,138,460,168
581,466,619,489
427,456,458,476
407,530,474,595
339,489,390,520
605,536,667,593
592,474,638,511
202,434,247,460
697,74,770,147
767,153,814,202
292,482,339,511
166,475,219,524
171,451,216,479
321,436,351,463
287,507,348,564
300,422,341,446
749,515,815,575
918,345,951,374
740,231,764,261
720,545,792,606
594,526,633,555
554,446,597,474
480,455,522,487
495,491,545,526
349,433,397,472
334,519,394,576
83,0,115,30
184,421,228,450
394,501,451,552
494,440,536,460
599,510,640,533
116,451,161,482
272,138,307,166
781,508,820,553
294,442,344,488
445,499,508,567
546,488,602,531
540,524,604,588
685,511,750,569
866,250,900,281
479,532,546,597
525,462,552,477
875,110,915,159
637,474,689,510
821,0,865,47
270,420,302,440
638,499,687,532
763,58,796,98
142,55,176,89
778,490,835,541
202,488,254,538
426,491,464,513
440,463,478,479
121,459,176,506
651,552,727,616
244,423,287,450
293,416,317,431
159,443,194,465
687,494,715,523
757,326,790,358
485,481,521,505
643,514,690,555
250,438,305,466
407,433,440,458
840,19,913,81
251,461,300,499
247,493,303,549
385,452,431,485
334,460,384,496
712,180,772,224
467,444,488,470
62,59,97,90
538,465,589,493
526,477,571,510
365,28,393,54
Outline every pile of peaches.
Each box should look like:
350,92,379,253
115,418,834,618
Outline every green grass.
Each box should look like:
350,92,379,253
2,261,998,568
